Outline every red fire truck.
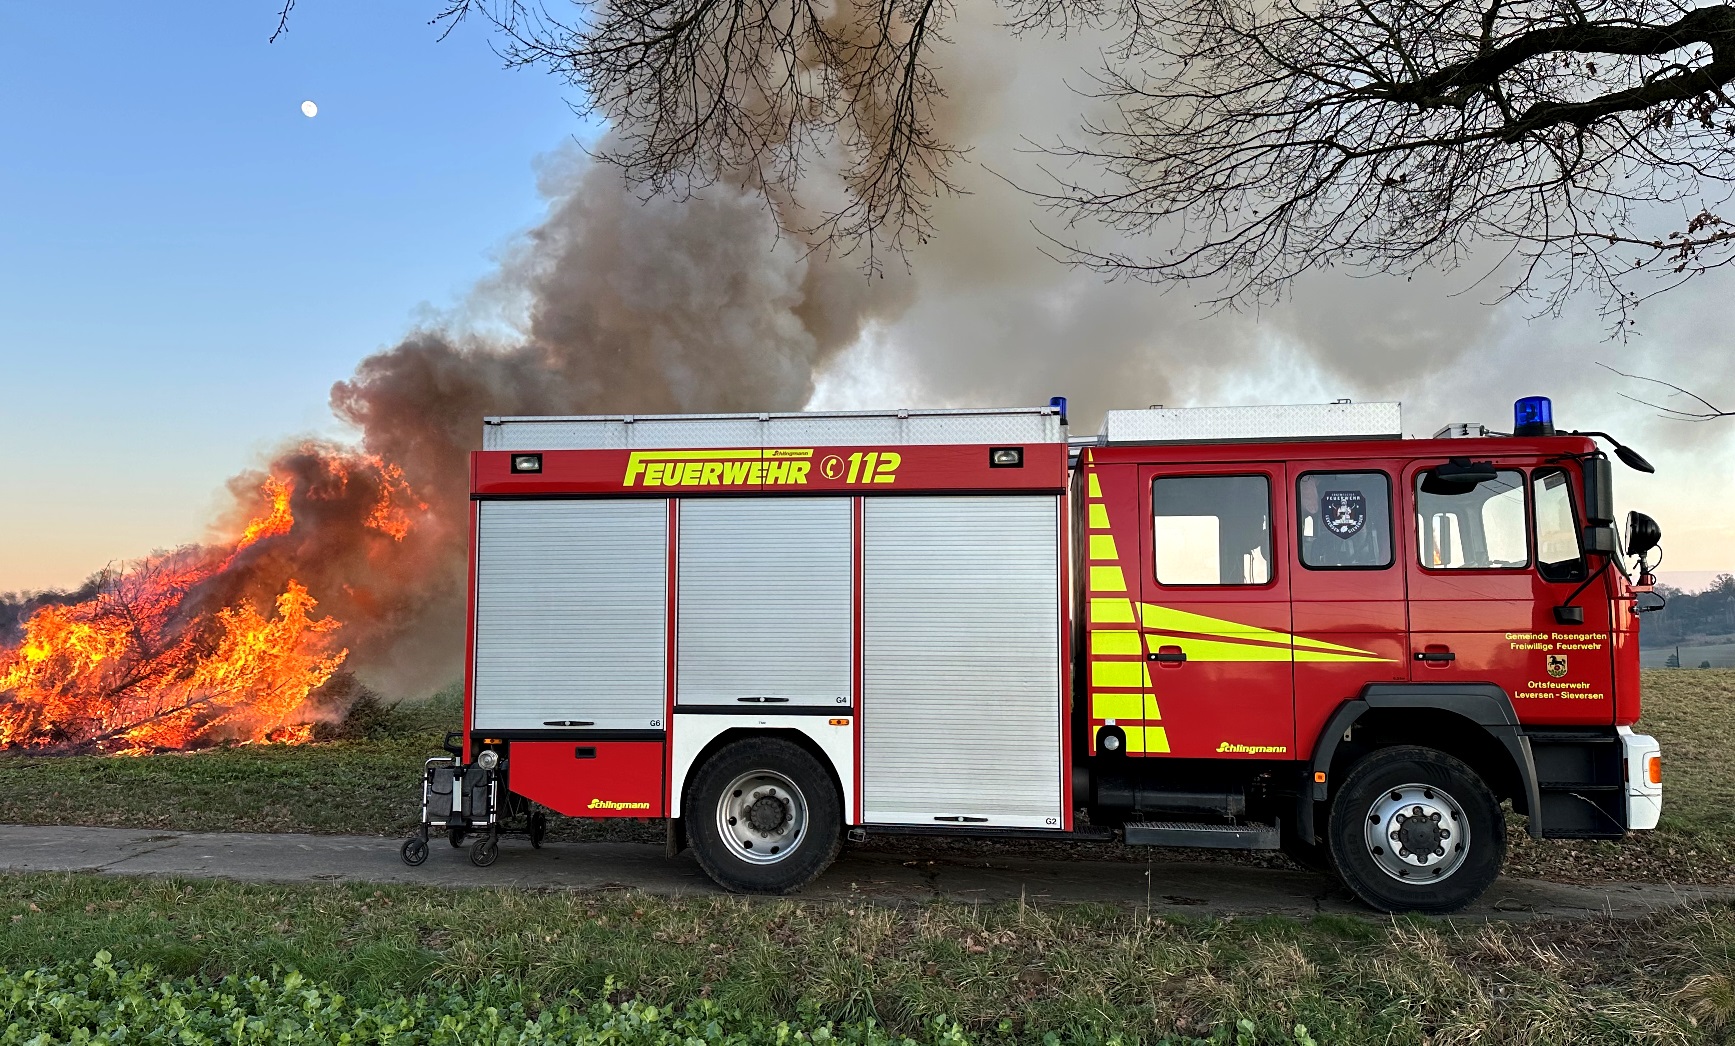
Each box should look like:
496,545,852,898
401,397,1665,913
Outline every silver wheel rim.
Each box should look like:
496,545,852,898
716,770,807,865
1363,782,1471,883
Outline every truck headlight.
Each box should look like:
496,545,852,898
476,748,500,770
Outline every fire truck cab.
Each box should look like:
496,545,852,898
438,399,1665,913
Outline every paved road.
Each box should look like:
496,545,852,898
0,823,1725,920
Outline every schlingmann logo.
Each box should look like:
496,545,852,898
624,449,813,488
588,798,652,811
1217,742,1289,755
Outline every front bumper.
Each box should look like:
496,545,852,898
1620,727,1662,831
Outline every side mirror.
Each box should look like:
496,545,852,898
1581,454,1615,526
1626,511,1662,560
1421,458,1498,495
1616,445,1656,474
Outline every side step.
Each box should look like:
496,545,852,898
1124,821,1280,850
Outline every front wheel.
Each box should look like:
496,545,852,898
684,738,842,894
1327,746,1505,914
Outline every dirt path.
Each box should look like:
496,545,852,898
1,823,1727,920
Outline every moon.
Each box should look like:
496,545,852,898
300,100,318,118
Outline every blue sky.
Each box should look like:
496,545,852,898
1,2,585,590
1,2,1727,591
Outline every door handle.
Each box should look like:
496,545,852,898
1413,651,1456,663
1148,649,1187,663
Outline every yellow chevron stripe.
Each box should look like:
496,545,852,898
1140,603,1387,658
1091,630,1142,656
1294,648,1391,663
1087,473,1102,499
1091,661,1150,688
1090,565,1128,593
1092,692,1144,720
1088,503,1110,529
1089,534,1119,561
1152,635,1293,663
1146,726,1171,753
1091,598,1136,624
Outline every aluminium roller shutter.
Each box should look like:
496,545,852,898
472,499,668,732
861,495,1063,828
676,497,853,708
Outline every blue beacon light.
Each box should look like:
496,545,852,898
1513,396,1555,437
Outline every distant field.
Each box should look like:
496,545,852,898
1641,639,1735,669
0,672,1729,883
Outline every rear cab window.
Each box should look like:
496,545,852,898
1297,471,1393,569
1152,475,1272,585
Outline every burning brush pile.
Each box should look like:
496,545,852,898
0,133,906,757
0,450,428,754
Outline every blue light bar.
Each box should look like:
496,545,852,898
1514,396,1555,437
1049,396,1068,424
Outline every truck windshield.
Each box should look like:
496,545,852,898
1415,469,1527,570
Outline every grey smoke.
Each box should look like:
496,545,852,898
285,6,1733,691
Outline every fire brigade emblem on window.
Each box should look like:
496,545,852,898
1321,491,1367,538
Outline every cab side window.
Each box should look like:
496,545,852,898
1532,468,1587,582
1153,475,1272,585
1297,471,1392,569
1415,469,1528,570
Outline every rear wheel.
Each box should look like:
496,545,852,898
1327,746,1505,914
685,738,842,894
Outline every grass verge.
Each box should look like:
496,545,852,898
3,873,1735,1044
0,672,1729,881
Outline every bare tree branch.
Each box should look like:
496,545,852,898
1030,0,1735,330
273,0,1735,314
1602,360,1734,417
423,0,964,269
271,0,296,43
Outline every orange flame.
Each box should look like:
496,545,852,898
238,476,294,550
0,473,369,754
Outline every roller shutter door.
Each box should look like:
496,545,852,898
677,498,853,708
472,500,668,732
862,496,1063,828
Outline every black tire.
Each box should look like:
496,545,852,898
1327,746,1505,914
684,738,843,894
469,835,499,868
448,828,467,848
400,835,429,866
529,812,548,849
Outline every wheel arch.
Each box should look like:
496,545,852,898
670,719,852,831
1298,684,1540,845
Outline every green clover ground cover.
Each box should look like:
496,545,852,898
0,874,1731,1044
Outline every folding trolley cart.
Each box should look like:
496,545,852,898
400,733,546,867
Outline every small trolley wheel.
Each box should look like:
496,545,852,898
470,835,499,868
400,835,429,866
529,812,548,849
448,828,467,848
